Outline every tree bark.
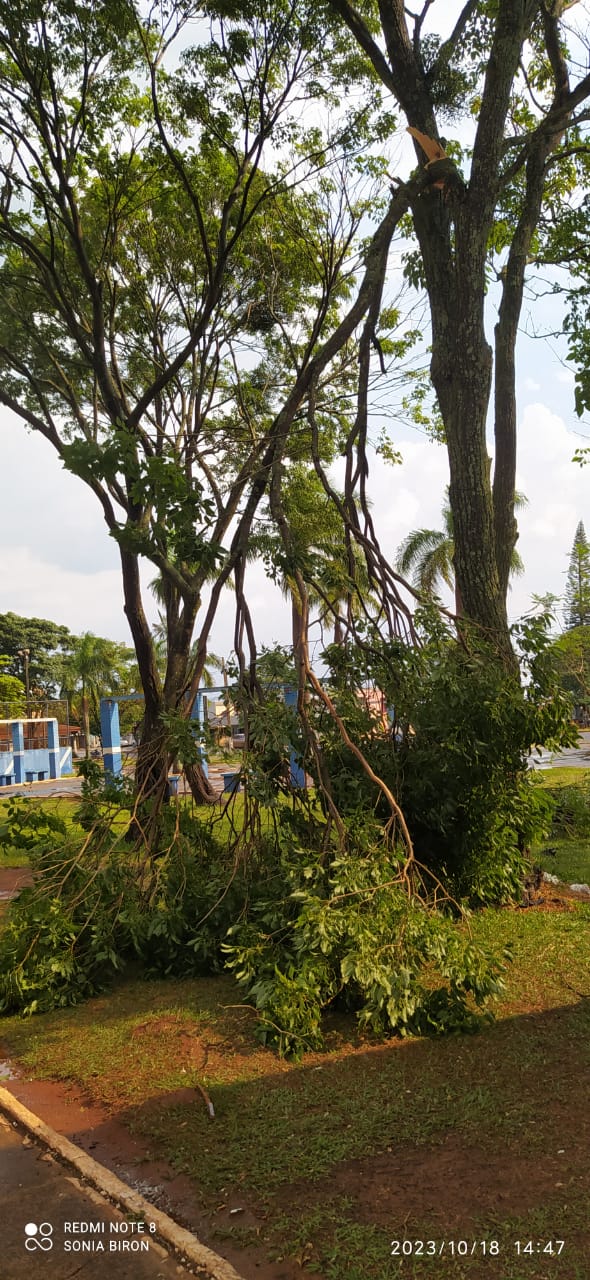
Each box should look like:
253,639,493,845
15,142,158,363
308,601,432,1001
119,544,216,841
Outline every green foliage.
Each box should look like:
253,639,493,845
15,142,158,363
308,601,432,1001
0,671,25,716
0,798,242,1015
0,612,72,696
61,631,137,740
224,812,509,1057
550,624,590,714
319,610,574,903
74,758,135,832
0,785,508,1055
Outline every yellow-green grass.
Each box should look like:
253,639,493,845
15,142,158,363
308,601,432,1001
530,767,590,882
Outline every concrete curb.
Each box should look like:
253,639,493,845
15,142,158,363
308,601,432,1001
0,1085,245,1280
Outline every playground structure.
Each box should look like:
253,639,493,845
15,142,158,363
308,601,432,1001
100,686,306,788
0,717,73,785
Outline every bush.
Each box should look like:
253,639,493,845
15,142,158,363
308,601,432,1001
316,610,574,902
0,798,243,1014
0,795,508,1054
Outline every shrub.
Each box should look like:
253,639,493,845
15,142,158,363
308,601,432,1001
0,798,242,1014
316,610,574,902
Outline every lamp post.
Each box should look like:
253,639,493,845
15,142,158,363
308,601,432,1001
17,648,30,714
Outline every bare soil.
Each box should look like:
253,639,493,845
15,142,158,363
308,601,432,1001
0,867,33,897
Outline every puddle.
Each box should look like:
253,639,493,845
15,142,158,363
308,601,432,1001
0,1061,17,1080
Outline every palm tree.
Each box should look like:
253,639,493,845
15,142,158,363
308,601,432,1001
396,489,527,615
61,633,135,758
252,466,376,662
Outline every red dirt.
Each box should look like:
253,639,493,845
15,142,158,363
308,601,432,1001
0,867,33,896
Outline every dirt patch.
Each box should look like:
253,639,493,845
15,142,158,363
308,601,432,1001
129,1011,293,1084
274,1132,576,1229
0,866,33,897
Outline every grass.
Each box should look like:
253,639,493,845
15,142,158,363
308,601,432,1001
536,837,590,884
531,766,590,883
2,768,590,1276
2,901,590,1278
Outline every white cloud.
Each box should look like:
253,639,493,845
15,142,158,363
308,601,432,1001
511,402,587,617
1,397,586,651
0,548,131,640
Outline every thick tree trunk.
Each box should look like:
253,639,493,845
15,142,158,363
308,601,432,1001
430,290,510,650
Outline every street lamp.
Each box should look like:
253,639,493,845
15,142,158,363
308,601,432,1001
17,648,30,713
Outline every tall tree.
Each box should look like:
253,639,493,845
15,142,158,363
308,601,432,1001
0,612,72,696
0,657,25,717
252,465,375,660
61,632,136,757
0,0,412,828
551,625,590,721
564,521,590,629
327,0,590,651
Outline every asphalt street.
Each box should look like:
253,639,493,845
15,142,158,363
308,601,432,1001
0,1113,191,1279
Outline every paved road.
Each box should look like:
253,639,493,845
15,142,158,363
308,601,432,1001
529,731,590,771
0,763,230,802
0,1113,190,1279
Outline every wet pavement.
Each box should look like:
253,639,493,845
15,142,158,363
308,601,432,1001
529,730,590,771
0,1112,191,1278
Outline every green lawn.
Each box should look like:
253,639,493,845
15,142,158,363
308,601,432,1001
532,767,590,884
2,774,590,1277
2,901,590,1279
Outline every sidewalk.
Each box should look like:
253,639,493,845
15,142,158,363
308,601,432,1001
0,1112,189,1279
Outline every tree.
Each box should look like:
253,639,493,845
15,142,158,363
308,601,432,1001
0,657,25,717
396,490,527,615
0,612,72,696
252,464,376,663
327,0,590,651
551,625,590,721
0,0,412,829
564,521,590,629
61,633,136,757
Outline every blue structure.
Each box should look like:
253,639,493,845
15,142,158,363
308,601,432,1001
0,717,72,786
284,686,306,788
100,686,304,787
100,697,124,779
100,690,210,780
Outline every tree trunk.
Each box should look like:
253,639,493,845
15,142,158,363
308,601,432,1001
81,690,91,759
292,592,305,666
119,545,217,846
430,304,510,651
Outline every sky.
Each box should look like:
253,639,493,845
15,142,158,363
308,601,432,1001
0,324,587,656
0,2,589,658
